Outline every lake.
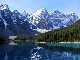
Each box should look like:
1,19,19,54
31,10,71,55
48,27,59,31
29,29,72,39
46,43,80,48
0,43,80,60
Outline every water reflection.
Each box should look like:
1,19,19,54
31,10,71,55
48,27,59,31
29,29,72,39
0,44,80,60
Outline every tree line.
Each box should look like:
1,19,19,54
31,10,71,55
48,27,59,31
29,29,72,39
15,19,80,43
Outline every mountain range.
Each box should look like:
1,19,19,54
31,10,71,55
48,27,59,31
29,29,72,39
0,4,79,39
35,19,80,42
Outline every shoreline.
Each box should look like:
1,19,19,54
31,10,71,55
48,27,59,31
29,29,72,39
59,42,80,44
35,42,46,44
35,42,80,44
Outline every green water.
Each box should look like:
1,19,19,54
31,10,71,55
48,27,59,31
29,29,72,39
38,43,80,54
46,43,80,48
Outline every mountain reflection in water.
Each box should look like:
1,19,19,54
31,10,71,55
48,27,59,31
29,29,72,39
0,44,80,60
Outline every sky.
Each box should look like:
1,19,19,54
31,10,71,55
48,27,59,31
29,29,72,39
0,0,80,17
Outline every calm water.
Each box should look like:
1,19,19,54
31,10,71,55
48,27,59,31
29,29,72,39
47,43,80,48
0,43,80,60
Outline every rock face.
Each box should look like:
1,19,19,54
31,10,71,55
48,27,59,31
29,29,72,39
0,4,79,38
0,4,38,39
32,9,78,30
32,8,51,30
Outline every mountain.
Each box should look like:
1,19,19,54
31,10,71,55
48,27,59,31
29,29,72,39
35,19,80,42
0,4,38,39
0,4,79,38
31,9,78,30
32,8,51,30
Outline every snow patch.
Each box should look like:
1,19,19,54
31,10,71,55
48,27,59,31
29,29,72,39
37,29,50,33
0,12,7,28
0,4,9,10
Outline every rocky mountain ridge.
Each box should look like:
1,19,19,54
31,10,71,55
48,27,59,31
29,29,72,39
0,4,79,38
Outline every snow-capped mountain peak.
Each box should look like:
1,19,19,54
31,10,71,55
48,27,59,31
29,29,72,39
13,10,19,14
53,9,61,14
33,8,47,16
0,4,79,34
0,4,9,10
31,8,50,30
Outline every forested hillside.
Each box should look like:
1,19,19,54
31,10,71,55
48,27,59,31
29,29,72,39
15,19,80,43
36,19,80,42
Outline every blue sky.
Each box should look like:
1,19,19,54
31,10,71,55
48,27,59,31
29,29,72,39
0,0,80,17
